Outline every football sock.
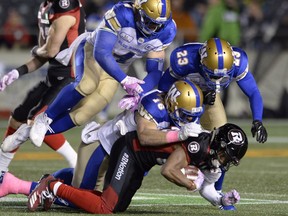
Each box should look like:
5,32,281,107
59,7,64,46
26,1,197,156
0,149,15,172
56,140,77,168
46,113,76,134
44,135,77,168
45,83,84,119
3,126,16,138
44,133,66,150
0,127,17,172
50,182,111,214
214,169,226,191
0,172,31,196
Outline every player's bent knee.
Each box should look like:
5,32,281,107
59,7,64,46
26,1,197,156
71,111,93,126
76,79,98,96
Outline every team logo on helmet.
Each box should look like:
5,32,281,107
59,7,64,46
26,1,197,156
59,0,70,9
227,129,245,145
188,141,200,153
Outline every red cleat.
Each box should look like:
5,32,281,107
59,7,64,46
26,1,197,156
27,174,57,211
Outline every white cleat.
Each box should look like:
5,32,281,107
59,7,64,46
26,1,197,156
1,124,31,152
30,112,53,147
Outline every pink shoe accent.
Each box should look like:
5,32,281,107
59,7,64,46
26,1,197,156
0,172,32,197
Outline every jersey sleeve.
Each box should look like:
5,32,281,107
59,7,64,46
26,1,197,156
138,91,170,128
52,0,81,16
154,19,177,51
181,133,211,166
233,47,250,81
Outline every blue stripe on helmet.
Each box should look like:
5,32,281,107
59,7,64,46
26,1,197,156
215,38,224,69
160,0,166,18
186,80,201,107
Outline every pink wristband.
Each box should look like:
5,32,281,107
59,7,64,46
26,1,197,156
166,130,180,143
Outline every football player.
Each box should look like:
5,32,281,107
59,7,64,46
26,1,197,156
157,38,268,207
28,123,247,213
26,0,177,148
1,80,204,209
0,0,86,175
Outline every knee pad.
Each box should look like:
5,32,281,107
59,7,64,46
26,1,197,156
76,77,99,96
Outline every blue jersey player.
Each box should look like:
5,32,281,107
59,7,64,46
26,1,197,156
3,0,177,150
0,80,207,212
158,37,268,210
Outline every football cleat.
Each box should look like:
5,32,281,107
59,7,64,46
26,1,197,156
1,124,31,152
27,174,56,211
29,112,53,147
219,205,236,211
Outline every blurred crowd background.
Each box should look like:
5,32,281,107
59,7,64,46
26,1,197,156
0,0,288,120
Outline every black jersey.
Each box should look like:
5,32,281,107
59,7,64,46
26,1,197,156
181,132,213,170
104,131,213,213
38,0,85,77
122,131,213,171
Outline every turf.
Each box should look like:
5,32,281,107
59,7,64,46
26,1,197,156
0,119,287,216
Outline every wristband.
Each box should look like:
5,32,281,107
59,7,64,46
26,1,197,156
166,130,180,143
16,65,28,76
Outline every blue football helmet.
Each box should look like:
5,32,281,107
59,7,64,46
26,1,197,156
134,0,172,36
199,38,236,90
165,79,204,127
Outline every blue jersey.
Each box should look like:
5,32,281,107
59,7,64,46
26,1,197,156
87,2,176,69
138,90,173,130
167,43,249,91
159,43,263,121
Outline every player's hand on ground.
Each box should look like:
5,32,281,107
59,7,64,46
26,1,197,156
221,189,240,206
251,120,268,143
81,121,101,144
120,76,144,96
118,94,140,111
0,69,19,91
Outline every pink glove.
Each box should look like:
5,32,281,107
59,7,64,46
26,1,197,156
221,189,240,206
120,76,145,96
0,69,19,91
118,94,140,111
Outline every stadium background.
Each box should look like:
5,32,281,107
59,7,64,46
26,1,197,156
0,0,288,121
0,1,288,215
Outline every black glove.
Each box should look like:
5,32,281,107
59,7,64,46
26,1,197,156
203,90,216,105
251,120,268,143
31,45,39,57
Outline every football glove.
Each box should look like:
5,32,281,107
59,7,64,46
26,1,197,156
251,120,267,143
178,122,203,140
203,90,216,105
120,76,144,96
221,189,240,206
0,69,19,91
81,121,101,144
118,94,140,111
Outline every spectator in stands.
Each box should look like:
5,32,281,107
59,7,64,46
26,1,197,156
0,9,31,49
171,0,199,43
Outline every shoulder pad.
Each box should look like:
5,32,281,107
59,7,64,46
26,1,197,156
53,0,80,13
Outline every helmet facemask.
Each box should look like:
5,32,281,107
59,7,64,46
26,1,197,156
165,80,204,127
199,38,236,91
135,9,165,35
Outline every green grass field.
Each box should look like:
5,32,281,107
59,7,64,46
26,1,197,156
0,119,288,216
